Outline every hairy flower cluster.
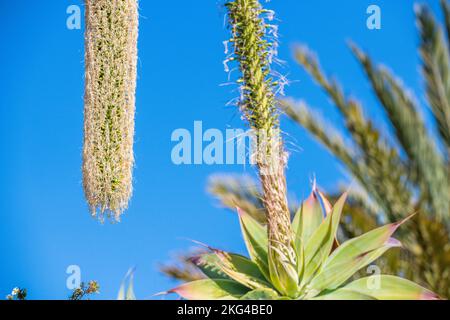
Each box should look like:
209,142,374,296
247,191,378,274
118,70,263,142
83,0,139,221
224,0,282,135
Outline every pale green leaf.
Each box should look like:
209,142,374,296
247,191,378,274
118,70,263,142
214,251,271,289
117,267,136,300
240,288,280,300
237,208,270,281
126,273,136,300
268,246,299,298
169,279,249,300
191,253,230,280
312,290,375,300
325,215,412,268
309,242,400,293
292,190,324,247
302,193,347,283
341,275,439,300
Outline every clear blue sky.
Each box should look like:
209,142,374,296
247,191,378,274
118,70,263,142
0,0,440,299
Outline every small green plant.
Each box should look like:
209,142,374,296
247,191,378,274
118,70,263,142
5,282,100,300
117,268,136,300
6,287,27,300
166,186,438,300
83,0,139,221
69,281,100,300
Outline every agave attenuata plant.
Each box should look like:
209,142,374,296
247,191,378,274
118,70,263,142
166,186,438,300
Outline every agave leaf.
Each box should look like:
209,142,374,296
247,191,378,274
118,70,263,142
307,215,412,293
126,273,136,300
292,187,330,277
325,215,413,268
237,208,270,281
240,288,280,300
317,190,340,249
302,193,347,283
190,254,230,280
117,267,136,300
311,290,376,300
308,240,401,294
214,250,272,289
295,239,305,280
292,206,303,246
117,289,125,301
292,190,324,247
340,275,440,300
169,279,249,300
317,190,333,214
268,245,300,297
292,205,304,277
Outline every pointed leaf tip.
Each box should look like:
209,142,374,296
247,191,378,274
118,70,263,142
385,237,402,248
421,292,441,300
189,255,201,265
396,212,416,225
342,275,439,300
236,207,248,218
317,190,332,215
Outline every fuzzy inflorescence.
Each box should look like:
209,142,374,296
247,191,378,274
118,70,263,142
224,0,281,135
224,0,298,296
83,0,139,221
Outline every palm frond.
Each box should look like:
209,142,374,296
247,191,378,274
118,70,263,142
350,43,449,219
441,0,450,54
208,175,267,224
292,46,413,220
281,99,358,174
159,250,206,283
417,4,450,151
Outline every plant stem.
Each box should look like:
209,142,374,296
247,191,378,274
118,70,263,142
225,0,298,296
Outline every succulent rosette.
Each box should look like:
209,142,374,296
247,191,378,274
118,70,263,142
167,187,439,300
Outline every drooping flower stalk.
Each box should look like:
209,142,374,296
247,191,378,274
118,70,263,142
83,0,138,221
225,0,298,296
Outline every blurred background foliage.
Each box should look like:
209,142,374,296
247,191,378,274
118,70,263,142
161,1,450,298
